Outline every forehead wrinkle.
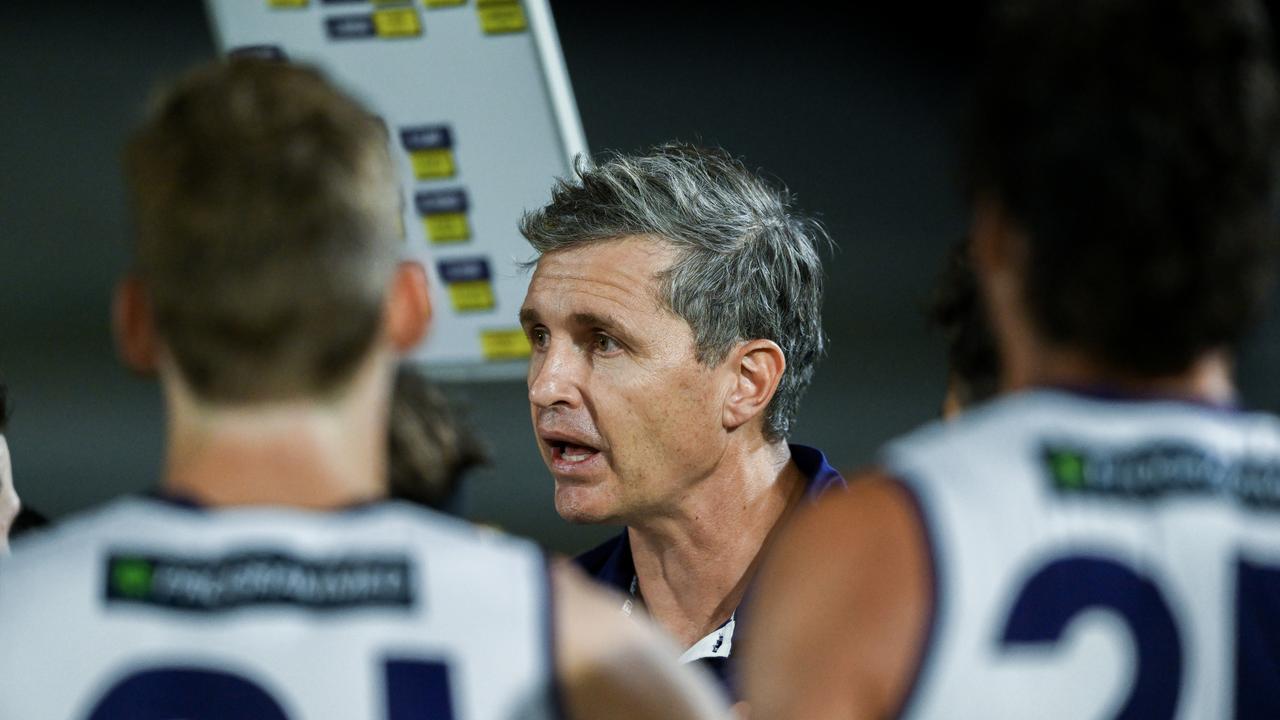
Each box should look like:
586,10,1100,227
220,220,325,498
528,266,670,326
531,284,660,338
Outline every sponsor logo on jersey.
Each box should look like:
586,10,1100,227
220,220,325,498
1042,441,1280,510
105,551,415,612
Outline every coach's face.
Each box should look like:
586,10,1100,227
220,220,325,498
521,236,731,524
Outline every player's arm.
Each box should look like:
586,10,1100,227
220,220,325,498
742,472,933,720
551,560,732,720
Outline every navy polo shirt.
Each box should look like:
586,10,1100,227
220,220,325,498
574,443,845,697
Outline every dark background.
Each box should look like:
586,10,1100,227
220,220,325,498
4,1,1279,553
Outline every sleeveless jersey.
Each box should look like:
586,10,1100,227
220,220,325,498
882,389,1280,719
0,497,559,720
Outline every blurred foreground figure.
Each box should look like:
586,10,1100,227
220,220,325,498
0,59,728,720
746,0,1280,717
0,383,22,553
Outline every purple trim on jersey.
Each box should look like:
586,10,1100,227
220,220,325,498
542,552,570,720
573,444,845,700
143,490,206,510
1043,383,1242,413
884,474,942,720
141,490,392,515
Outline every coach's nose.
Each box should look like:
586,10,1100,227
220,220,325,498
528,340,585,409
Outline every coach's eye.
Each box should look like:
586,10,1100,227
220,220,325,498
592,333,621,355
529,327,550,349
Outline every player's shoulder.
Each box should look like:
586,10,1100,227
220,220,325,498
879,391,1034,467
4,497,159,570
355,500,548,569
3,496,544,578
888,388,1280,458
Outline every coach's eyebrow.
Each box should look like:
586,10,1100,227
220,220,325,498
518,308,541,328
568,312,637,339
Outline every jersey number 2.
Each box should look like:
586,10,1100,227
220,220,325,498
86,659,455,719
1000,555,1280,719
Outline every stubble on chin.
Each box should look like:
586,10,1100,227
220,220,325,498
553,482,617,525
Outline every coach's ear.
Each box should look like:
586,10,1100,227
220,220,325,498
723,339,786,432
113,276,159,375
388,261,432,353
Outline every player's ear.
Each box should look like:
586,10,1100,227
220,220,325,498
723,339,786,432
112,275,159,375
387,261,432,353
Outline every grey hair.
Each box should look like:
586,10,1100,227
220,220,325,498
519,143,828,441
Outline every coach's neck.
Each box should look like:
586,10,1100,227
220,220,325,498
160,350,392,510
627,434,806,650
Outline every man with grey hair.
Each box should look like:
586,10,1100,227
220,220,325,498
519,143,844,695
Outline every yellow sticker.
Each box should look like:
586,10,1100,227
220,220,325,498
425,0,466,6
374,7,423,37
448,280,495,312
409,148,456,179
480,328,532,360
477,1,527,34
424,213,471,243
268,0,308,7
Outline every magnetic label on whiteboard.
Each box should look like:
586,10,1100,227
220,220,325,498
417,189,471,242
423,214,471,243
401,125,453,150
437,257,491,283
447,281,496,312
326,14,377,39
229,45,289,61
415,189,468,215
480,328,532,360
476,0,527,34
409,149,455,179
373,7,422,37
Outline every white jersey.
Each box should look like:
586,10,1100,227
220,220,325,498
0,497,559,720
883,389,1280,719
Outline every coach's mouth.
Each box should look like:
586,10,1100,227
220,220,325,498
539,430,606,474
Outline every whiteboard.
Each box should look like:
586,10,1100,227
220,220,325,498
204,0,587,380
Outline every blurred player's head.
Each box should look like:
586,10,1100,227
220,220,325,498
118,59,427,407
388,365,488,512
966,0,1280,384
0,383,21,553
931,240,1000,418
519,143,827,523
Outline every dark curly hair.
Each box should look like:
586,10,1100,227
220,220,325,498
387,366,488,512
966,0,1280,375
931,241,1001,409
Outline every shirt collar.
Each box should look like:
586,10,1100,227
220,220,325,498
576,444,844,591
573,443,847,661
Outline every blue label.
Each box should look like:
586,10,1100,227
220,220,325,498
326,14,376,39
229,45,288,61
437,258,491,283
415,189,469,216
400,125,453,150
